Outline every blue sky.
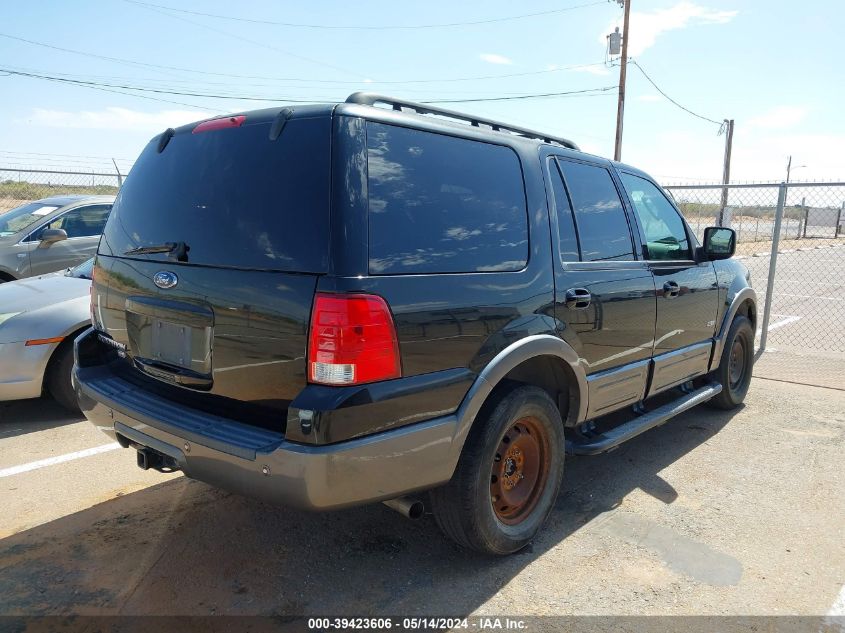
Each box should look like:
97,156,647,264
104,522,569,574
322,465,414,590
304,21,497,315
0,0,841,183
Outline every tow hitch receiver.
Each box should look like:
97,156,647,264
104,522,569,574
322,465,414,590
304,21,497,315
136,447,179,473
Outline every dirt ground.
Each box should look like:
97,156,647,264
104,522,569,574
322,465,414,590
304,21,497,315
1,377,843,630
734,235,845,257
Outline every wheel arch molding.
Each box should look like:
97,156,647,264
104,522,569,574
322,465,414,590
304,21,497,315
449,334,588,465
711,287,757,371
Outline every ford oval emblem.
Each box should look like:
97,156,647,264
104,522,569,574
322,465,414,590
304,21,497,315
153,271,178,289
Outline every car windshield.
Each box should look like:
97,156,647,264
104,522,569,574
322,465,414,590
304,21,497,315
0,202,59,237
66,257,94,280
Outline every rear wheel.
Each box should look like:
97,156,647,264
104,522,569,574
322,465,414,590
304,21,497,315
46,342,80,413
429,385,565,555
709,315,754,409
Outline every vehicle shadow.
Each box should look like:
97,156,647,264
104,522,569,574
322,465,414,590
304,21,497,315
0,398,84,439
0,405,740,617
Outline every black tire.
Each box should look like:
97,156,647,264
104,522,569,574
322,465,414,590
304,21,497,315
429,385,565,555
709,315,754,410
46,341,81,413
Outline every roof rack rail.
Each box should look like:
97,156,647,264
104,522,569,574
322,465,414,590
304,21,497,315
345,92,579,151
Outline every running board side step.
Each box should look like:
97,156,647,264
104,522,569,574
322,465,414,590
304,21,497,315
566,382,723,456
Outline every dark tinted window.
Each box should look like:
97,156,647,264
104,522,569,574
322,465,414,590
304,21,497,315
620,173,691,260
100,116,331,272
366,122,527,274
558,160,634,262
45,205,111,238
549,158,580,262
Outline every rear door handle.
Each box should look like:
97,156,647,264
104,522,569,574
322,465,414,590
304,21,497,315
663,281,680,298
565,288,592,309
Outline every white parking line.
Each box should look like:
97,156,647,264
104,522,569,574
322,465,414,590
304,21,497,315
765,315,803,332
0,443,120,478
756,315,803,342
778,293,845,302
827,585,845,619
776,279,845,286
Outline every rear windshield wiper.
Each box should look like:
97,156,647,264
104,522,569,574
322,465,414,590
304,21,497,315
124,241,190,262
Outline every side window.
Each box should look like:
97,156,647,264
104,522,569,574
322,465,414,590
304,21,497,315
47,205,112,239
366,122,528,274
620,173,691,261
548,158,580,261
557,160,634,262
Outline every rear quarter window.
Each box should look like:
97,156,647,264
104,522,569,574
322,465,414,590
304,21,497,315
366,122,528,275
557,159,634,262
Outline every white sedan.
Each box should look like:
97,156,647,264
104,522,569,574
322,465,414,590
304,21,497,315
0,258,92,411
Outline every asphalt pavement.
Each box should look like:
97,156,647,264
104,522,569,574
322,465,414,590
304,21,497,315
1,245,843,625
744,244,845,390
1,378,843,620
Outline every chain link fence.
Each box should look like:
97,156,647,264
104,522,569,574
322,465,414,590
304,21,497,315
2,169,840,389
0,168,123,215
666,181,845,390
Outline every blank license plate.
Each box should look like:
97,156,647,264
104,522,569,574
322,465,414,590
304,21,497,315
150,318,192,369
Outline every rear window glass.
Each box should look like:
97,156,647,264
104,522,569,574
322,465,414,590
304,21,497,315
366,122,528,274
100,116,331,272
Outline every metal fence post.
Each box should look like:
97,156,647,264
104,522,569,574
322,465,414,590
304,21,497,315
803,202,809,238
798,197,806,239
758,182,787,355
112,159,123,187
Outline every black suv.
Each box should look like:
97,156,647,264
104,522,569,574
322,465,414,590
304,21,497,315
75,93,756,555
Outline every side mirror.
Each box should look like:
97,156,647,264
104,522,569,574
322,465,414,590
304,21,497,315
39,228,68,246
702,226,736,260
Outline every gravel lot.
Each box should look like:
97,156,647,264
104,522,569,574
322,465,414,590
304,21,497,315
1,377,843,624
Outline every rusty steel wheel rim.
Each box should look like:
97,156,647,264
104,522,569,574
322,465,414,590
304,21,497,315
729,337,746,389
490,416,551,525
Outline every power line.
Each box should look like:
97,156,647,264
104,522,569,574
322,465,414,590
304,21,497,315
0,32,191,77
426,86,617,103
0,157,131,169
1,68,330,103
1,68,224,111
122,0,607,29
629,60,722,126
0,150,135,161
0,163,129,173
2,63,607,96
2,67,618,106
125,1,363,78
0,32,608,85
58,81,225,112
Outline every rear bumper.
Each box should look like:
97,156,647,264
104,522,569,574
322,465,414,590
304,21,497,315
74,339,459,510
0,340,54,401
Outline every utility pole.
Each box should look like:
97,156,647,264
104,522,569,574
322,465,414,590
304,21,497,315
718,118,734,225
786,155,792,184
613,0,632,162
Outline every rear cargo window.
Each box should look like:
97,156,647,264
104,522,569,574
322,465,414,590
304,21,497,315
100,115,331,272
366,122,528,274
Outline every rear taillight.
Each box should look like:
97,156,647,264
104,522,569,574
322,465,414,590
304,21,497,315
307,293,401,386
